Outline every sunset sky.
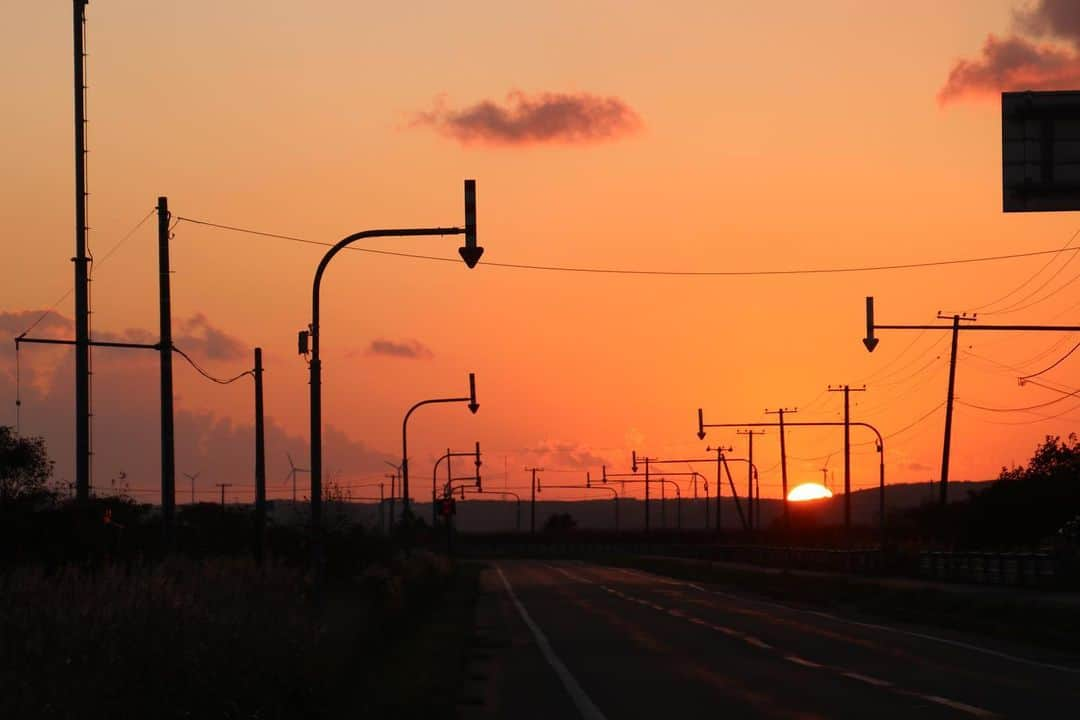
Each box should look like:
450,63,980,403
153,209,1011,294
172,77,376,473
3,1,1080,507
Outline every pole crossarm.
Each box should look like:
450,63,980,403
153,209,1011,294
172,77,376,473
15,336,161,351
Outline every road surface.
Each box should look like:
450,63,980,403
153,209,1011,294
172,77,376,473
462,559,1080,719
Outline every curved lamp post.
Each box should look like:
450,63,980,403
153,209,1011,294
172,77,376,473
402,374,479,524
302,180,482,557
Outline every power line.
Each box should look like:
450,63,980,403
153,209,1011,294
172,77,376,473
971,227,1080,313
175,216,1080,278
172,346,252,385
978,252,1080,316
19,208,155,337
1018,339,1080,383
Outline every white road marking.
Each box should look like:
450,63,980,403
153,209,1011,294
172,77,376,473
841,671,891,687
743,636,773,649
922,695,1000,718
495,564,608,720
785,655,824,669
606,564,1080,675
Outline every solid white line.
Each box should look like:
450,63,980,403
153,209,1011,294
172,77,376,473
495,565,608,720
744,636,773,649
785,655,824,669
923,695,1000,718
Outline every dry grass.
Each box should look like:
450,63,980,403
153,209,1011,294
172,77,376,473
1,552,455,719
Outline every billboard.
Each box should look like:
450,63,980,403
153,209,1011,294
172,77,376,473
1002,90,1080,212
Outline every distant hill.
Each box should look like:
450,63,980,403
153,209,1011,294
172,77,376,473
254,481,991,533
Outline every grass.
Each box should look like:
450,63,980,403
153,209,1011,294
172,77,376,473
0,551,478,719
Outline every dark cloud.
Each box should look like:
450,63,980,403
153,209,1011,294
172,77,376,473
1014,0,1080,44
940,2,1080,105
0,314,393,499
366,338,434,360
174,313,246,360
410,90,643,146
526,441,608,470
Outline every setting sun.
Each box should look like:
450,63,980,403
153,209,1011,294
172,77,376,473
787,483,834,502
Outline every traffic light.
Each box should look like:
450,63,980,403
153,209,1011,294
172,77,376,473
297,330,309,355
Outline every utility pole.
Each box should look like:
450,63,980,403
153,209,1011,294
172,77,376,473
379,482,385,534
216,483,232,515
737,429,765,533
765,408,797,529
704,446,733,532
158,197,176,548
828,384,866,543
254,347,266,566
862,297,1080,505
526,467,542,534
73,0,91,508
940,313,963,507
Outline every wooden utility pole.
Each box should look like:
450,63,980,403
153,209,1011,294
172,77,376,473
737,429,765,533
254,348,266,566
766,408,797,528
216,483,232,515
526,467,542,534
158,197,176,547
829,384,866,543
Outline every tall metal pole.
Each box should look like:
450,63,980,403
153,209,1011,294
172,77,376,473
715,448,722,532
738,429,765,534
73,0,91,507
940,314,960,506
528,467,540,534
158,197,175,548
253,347,266,566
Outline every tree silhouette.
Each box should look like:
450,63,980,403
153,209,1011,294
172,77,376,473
0,426,54,507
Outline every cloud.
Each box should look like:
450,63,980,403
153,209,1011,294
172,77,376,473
0,311,393,499
410,90,643,146
0,310,72,337
1014,0,1080,44
365,338,434,360
940,2,1080,105
526,441,608,470
174,313,246,360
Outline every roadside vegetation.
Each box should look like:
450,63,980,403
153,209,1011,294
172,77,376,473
0,427,481,719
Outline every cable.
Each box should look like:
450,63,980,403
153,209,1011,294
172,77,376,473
17,209,155,338
956,389,1080,413
172,346,252,385
175,216,1080,278
1018,339,1080,383
971,228,1080,312
960,398,1080,425
90,208,156,277
978,252,1080,316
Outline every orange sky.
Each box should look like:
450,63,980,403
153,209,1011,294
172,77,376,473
2,1,1079,506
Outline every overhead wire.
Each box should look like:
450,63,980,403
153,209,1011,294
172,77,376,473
172,346,252,385
970,228,1080,313
175,216,1080,278
1017,339,1080,383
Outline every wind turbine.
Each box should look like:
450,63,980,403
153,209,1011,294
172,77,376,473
183,471,200,505
285,452,309,504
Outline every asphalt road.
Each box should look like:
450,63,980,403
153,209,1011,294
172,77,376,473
464,559,1080,719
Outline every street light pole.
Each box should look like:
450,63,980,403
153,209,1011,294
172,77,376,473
401,373,479,524
303,181,481,566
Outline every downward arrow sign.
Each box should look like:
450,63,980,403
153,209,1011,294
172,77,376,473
863,296,880,352
459,179,484,268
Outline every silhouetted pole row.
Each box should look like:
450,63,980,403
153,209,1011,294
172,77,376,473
828,384,866,543
862,295,1080,505
585,472,620,530
216,483,232,514
401,373,479,525
699,411,886,547
302,180,482,575
630,451,657,532
464,489,522,531
602,469,683,530
432,446,482,525
736,429,765,533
